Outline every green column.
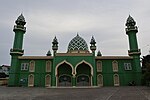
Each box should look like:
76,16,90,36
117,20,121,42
51,58,56,87
92,58,97,86
72,75,76,87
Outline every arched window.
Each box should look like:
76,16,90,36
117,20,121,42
97,61,102,72
114,74,119,86
28,74,34,87
46,61,51,72
45,74,51,87
112,60,118,72
29,60,35,72
97,74,103,86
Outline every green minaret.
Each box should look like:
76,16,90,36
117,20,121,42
52,36,58,56
9,14,26,86
90,36,96,55
90,36,97,86
125,15,141,85
51,36,58,86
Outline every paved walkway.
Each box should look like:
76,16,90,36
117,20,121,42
0,86,149,100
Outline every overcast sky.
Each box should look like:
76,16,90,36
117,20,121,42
0,0,150,65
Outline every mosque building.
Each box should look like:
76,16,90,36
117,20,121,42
8,14,142,87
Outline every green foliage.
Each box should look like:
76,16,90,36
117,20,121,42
142,55,150,86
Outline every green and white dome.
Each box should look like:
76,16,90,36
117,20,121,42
67,34,89,53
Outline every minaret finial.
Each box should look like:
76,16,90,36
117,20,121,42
15,13,26,26
97,50,102,56
47,50,51,56
77,32,79,36
53,36,58,44
90,36,96,45
126,15,136,27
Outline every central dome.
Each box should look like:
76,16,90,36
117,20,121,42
67,34,89,53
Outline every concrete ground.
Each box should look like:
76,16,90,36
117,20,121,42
0,86,149,100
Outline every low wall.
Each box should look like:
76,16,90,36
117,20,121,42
0,78,9,85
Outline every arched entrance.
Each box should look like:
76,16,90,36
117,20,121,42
59,74,72,86
57,62,73,86
77,74,90,86
76,62,92,86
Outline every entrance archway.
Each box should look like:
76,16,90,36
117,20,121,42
59,74,72,86
56,62,73,86
77,74,90,86
76,62,91,86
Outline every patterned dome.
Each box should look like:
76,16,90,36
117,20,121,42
67,34,89,53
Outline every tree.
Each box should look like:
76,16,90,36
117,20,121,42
142,55,150,86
